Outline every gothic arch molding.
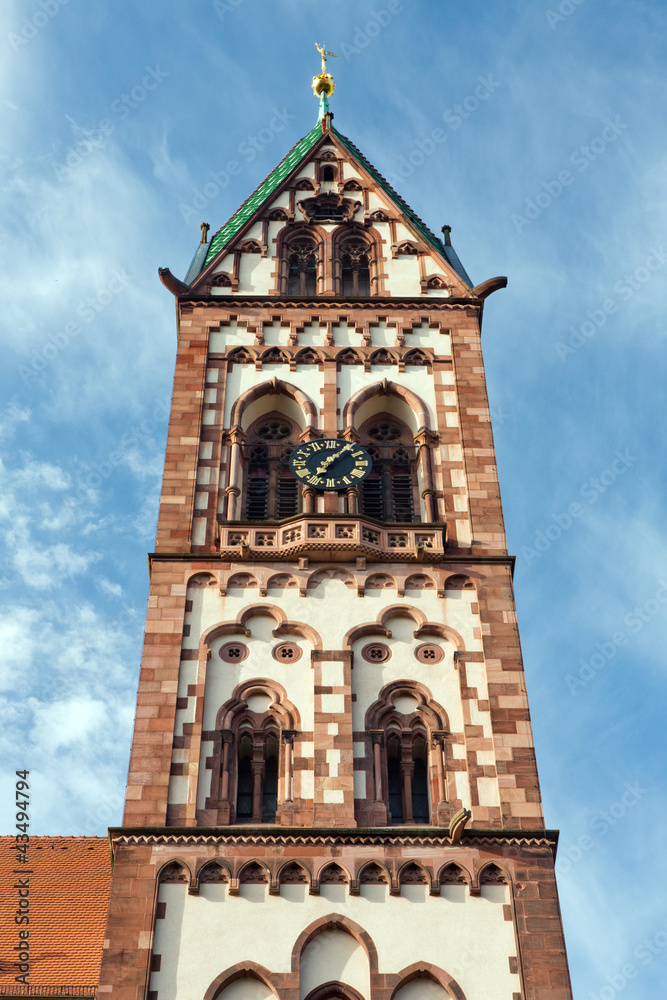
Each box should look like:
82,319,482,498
307,568,356,592
216,678,301,731
357,860,390,884
391,964,468,1000
291,915,379,974
343,380,431,434
230,378,319,434
343,606,464,652
277,859,311,884
186,572,218,589
343,621,392,647
304,985,366,1000
437,861,472,886
397,860,432,885
317,861,352,884
196,859,231,883
365,680,449,732
157,858,191,883
203,964,280,1000
478,861,511,886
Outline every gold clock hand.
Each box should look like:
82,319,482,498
315,442,354,475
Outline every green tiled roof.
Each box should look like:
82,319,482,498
332,127,472,286
204,125,322,266
199,122,471,287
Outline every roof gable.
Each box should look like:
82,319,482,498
187,123,472,291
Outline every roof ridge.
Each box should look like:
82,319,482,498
332,127,471,285
332,128,442,244
203,124,323,267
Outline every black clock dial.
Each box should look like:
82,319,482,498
288,439,373,491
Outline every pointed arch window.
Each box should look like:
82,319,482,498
243,413,301,520
282,231,319,296
333,228,378,297
385,728,430,825
366,681,450,828
358,416,418,522
235,726,280,823
207,681,300,825
341,238,370,296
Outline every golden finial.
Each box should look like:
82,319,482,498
312,42,337,98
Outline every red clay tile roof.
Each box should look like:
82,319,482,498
0,837,111,997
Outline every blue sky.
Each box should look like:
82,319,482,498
1,0,666,996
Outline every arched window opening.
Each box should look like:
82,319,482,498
262,733,279,822
243,413,301,520
236,732,254,821
387,735,403,823
234,727,280,824
334,229,377,297
341,239,371,297
212,681,300,826
321,164,336,181
288,248,317,296
386,732,430,825
246,447,269,520
412,736,429,823
358,416,418,522
281,232,319,296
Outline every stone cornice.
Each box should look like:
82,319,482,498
108,825,558,849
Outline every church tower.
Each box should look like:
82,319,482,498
98,57,573,1000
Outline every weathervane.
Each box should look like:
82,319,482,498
315,42,337,74
312,42,337,99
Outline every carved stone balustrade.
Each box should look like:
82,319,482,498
218,516,446,562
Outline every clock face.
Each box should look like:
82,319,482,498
288,439,373,491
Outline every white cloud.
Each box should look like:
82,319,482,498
0,403,30,439
96,577,122,597
30,696,110,752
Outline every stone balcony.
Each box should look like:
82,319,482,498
218,516,446,562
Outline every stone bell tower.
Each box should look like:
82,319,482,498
98,53,573,1000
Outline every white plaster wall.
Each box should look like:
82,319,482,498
384,255,421,297
394,979,447,1000
336,368,437,432
217,978,274,1000
209,321,255,352
260,321,294,346
194,587,482,660
148,884,519,1000
223,367,323,428
299,928,370,1000
238,254,275,294
203,615,314,732
350,618,463,739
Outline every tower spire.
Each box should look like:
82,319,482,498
313,42,336,126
